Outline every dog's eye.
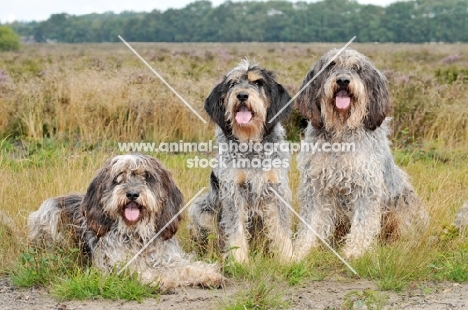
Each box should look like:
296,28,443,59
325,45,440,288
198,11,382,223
351,66,360,72
143,171,153,181
327,61,336,69
253,80,264,87
229,81,237,88
113,174,123,184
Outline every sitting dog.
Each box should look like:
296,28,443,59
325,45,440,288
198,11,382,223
28,154,224,289
293,49,429,260
189,60,294,263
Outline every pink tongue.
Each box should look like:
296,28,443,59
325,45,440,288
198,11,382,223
335,90,351,109
235,106,252,124
124,202,140,221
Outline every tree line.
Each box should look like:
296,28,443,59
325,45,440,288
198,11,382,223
6,0,468,43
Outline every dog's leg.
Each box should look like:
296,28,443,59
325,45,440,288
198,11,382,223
225,211,249,264
382,164,429,239
189,171,222,246
140,250,225,290
140,237,225,290
220,190,249,264
390,187,429,238
264,183,293,261
169,262,225,289
28,195,83,248
455,202,468,230
143,262,224,290
28,199,64,246
342,196,381,259
293,184,336,261
264,207,293,261
188,193,217,245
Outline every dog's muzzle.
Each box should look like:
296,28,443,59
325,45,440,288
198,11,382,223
335,76,351,110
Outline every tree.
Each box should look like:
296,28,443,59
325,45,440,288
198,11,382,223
0,26,20,51
6,0,468,43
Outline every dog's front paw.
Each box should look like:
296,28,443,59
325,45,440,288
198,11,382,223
197,272,226,289
231,246,249,264
342,245,366,260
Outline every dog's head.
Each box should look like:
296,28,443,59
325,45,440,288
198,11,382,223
296,48,390,132
205,59,291,141
81,154,183,240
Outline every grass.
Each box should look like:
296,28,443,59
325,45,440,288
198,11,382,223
11,247,84,287
52,268,159,302
220,281,289,310
0,43,468,307
10,246,158,302
353,241,433,291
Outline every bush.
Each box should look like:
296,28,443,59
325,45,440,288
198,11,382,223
0,26,20,51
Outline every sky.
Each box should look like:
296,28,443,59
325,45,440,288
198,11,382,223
1,0,402,24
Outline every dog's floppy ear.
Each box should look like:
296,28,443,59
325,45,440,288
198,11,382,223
265,80,292,134
204,80,231,136
82,162,113,237
363,65,391,130
295,63,323,129
147,157,183,241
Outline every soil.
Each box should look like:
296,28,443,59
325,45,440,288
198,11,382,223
1,276,467,309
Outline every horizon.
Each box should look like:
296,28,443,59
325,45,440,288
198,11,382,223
2,0,402,24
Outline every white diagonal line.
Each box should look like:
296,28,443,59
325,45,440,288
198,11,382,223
268,187,358,276
268,36,356,124
117,187,207,275
118,35,207,124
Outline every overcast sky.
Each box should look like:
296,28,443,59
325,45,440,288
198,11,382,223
1,0,402,23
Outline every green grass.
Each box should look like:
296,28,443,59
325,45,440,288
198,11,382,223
432,250,468,282
10,246,159,302
220,281,290,310
283,262,310,286
430,228,468,283
11,247,84,287
52,268,159,302
353,243,433,291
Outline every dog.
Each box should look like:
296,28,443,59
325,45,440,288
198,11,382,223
293,48,429,260
189,60,293,263
28,154,224,289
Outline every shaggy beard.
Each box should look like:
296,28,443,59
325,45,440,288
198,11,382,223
102,190,161,241
226,93,267,141
321,77,367,135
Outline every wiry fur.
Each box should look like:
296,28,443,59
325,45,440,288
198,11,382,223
455,202,468,230
28,154,224,289
190,60,294,263
294,49,430,260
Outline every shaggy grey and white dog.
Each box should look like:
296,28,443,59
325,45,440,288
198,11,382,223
294,49,429,260
189,60,293,263
455,202,468,230
28,154,223,289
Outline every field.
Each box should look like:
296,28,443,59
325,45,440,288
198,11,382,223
1,42,468,309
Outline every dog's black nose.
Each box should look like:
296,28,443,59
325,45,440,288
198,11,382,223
237,91,249,101
126,191,140,201
336,77,350,87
